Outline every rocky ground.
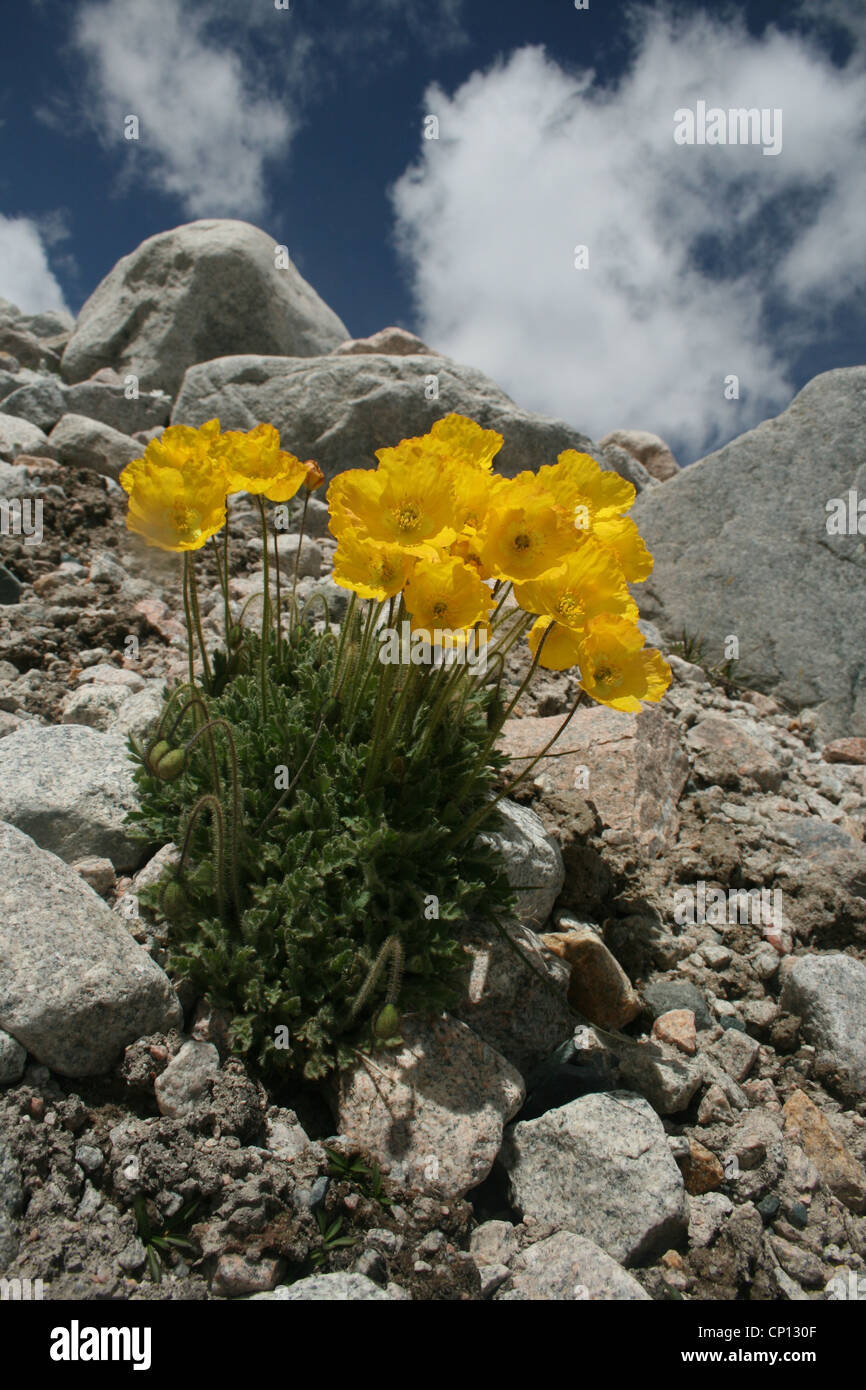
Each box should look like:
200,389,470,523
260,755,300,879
1,240,865,1302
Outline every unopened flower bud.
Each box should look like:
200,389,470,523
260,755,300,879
154,749,186,782
373,1004,401,1040
147,739,171,772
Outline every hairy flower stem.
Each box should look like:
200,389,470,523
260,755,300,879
454,686,588,845
187,555,213,687
344,600,383,731
291,493,310,606
453,621,552,804
330,590,358,698
258,707,330,832
348,935,404,1024
152,686,220,796
273,530,282,661
489,581,514,628
364,660,418,794
181,555,196,705
209,535,231,651
257,496,271,720
176,794,227,921
180,719,243,919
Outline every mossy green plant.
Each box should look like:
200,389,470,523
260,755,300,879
128,620,515,1082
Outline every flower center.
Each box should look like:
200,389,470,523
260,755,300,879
513,532,531,551
557,594,582,623
396,504,420,533
593,662,623,689
432,601,448,620
173,505,201,540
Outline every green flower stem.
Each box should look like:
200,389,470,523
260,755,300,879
258,706,330,832
344,599,382,731
181,718,243,919
273,528,283,660
182,555,196,700
209,534,231,651
330,590,358,698
364,659,417,794
489,581,514,629
455,686,588,845
452,618,552,804
176,793,226,921
156,681,208,745
224,511,231,636
155,687,220,797
186,555,213,687
348,935,404,1024
291,492,310,606
257,495,271,720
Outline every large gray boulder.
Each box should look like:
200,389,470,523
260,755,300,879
632,368,866,740
47,413,144,480
500,1091,689,1265
61,220,349,395
0,822,182,1076
0,724,142,871
0,411,53,462
780,954,866,1093
65,379,171,435
0,376,67,433
172,352,651,487
336,1013,524,1199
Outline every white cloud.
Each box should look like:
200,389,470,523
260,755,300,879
0,215,70,314
391,8,866,461
72,0,295,218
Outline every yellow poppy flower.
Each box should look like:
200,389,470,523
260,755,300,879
538,449,636,518
576,615,672,712
403,556,493,633
332,530,419,601
121,454,227,552
139,418,223,476
220,423,309,502
427,414,503,472
592,514,653,583
478,490,573,582
327,469,382,540
337,457,457,553
513,539,638,630
527,616,583,671
537,450,652,582
451,465,493,535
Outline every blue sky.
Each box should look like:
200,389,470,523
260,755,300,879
2,0,865,463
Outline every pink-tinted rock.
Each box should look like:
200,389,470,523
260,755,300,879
331,327,439,357
211,1254,283,1298
336,1014,524,1199
499,704,687,858
686,715,783,791
598,429,679,482
822,738,866,766
652,1009,697,1055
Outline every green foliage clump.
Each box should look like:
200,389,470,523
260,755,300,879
128,621,514,1082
